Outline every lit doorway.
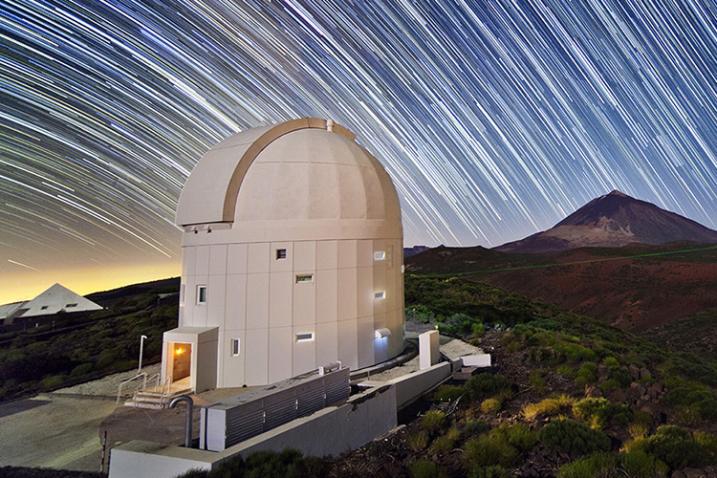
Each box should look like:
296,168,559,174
171,342,192,387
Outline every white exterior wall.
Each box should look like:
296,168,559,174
179,237,403,387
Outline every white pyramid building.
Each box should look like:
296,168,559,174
1,283,103,321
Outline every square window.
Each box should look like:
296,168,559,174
231,338,240,356
276,248,287,260
197,285,207,304
41,305,48,310
374,291,386,300
296,332,314,343
295,273,313,284
373,250,386,261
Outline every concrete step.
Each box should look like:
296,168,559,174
123,388,193,409
123,400,165,409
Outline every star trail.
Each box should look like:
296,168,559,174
2,0,717,301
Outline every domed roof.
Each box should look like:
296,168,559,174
176,118,401,237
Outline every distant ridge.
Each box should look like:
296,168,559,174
495,190,717,253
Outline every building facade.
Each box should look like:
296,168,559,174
161,118,405,391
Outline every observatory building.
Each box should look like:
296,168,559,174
161,118,405,392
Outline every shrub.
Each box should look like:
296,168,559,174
462,419,489,438
465,374,511,401
433,384,464,402
638,425,710,470
499,423,539,451
464,432,518,468
420,410,446,434
70,363,94,377
522,395,575,421
529,369,547,393
540,419,611,457
620,449,667,478
572,397,632,430
431,427,460,454
557,453,619,478
40,374,66,390
575,362,598,387
602,356,620,368
408,459,445,478
407,430,430,452
472,322,486,337
194,449,328,478
464,425,535,468
480,398,501,414
468,465,509,478
628,410,653,439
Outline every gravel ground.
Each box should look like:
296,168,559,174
0,395,117,472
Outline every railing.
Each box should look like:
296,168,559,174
116,372,147,404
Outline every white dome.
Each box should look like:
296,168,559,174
176,118,401,241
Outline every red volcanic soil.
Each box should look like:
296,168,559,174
479,256,717,330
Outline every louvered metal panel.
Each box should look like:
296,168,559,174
201,367,350,451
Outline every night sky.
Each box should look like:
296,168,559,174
2,0,717,302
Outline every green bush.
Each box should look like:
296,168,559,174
620,450,667,478
407,430,430,452
178,449,327,478
522,395,575,421
465,374,511,401
420,409,446,434
638,425,712,470
40,374,66,390
462,419,489,438
472,322,486,337
575,362,598,387
465,435,517,468
430,427,460,454
529,369,547,393
480,398,501,414
557,453,619,478
540,419,611,457
572,397,632,430
70,363,94,377
432,384,464,402
464,425,535,468
408,459,445,478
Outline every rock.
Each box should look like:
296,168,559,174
672,471,687,478
629,364,641,380
682,468,708,478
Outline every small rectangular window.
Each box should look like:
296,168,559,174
296,332,314,343
231,338,240,356
295,274,313,284
276,248,287,260
65,303,77,308
41,306,48,310
373,250,386,261
197,285,207,304
374,291,386,300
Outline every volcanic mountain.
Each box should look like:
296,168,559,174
495,190,717,253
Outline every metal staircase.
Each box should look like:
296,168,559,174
117,372,192,409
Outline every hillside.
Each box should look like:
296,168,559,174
406,243,717,330
0,278,179,401
496,190,717,253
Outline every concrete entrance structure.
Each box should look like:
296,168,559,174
162,118,405,391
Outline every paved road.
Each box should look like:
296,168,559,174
0,395,117,472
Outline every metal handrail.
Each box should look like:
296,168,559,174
116,372,147,404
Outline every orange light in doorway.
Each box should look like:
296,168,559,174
175,346,185,356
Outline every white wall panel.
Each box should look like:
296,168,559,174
246,273,269,330
269,327,293,382
269,272,292,328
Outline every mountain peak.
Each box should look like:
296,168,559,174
495,191,717,253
